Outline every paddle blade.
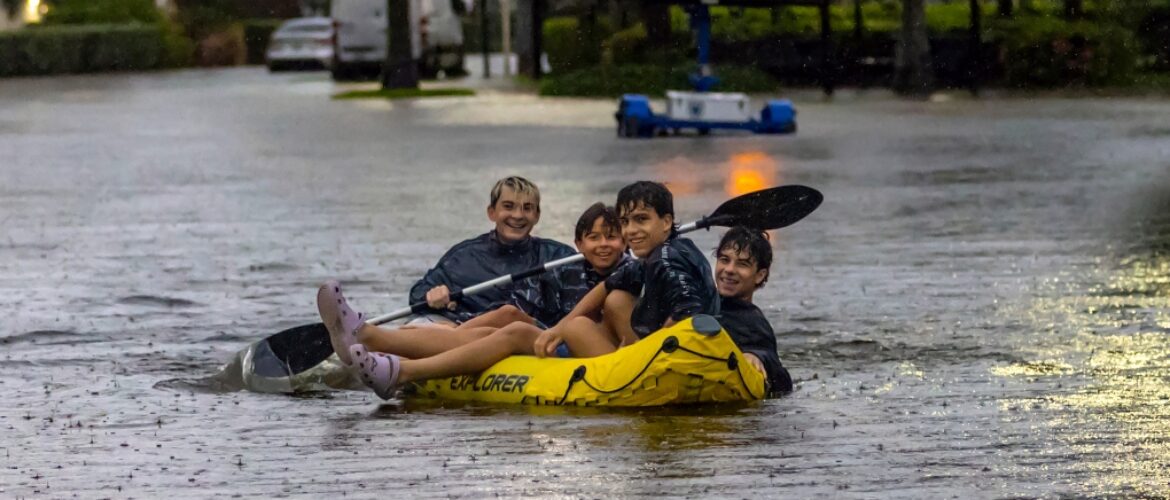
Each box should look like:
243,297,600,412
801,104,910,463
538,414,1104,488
706,185,822,230
261,322,334,374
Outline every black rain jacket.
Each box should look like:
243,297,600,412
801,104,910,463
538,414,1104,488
409,231,575,322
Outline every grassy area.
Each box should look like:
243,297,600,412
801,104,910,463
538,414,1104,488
332,87,476,100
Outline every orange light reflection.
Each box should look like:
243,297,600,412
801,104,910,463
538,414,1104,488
725,152,780,197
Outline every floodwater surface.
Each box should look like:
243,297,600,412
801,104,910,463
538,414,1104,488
2,69,1170,498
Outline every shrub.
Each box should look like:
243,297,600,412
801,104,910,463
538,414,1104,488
40,0,162,25
36,0,193,69
175,0,238,40
539,63,778,97
602,23,647,65
85,24,162,71
160,18,195,68
543,16,612,73
0,24,168,76
662,2,1001,40
987,16,1138,87
709,7,779,41
1136,6,1170,70
196,23,246,66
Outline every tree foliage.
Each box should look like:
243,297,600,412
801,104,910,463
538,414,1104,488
41,0,163,25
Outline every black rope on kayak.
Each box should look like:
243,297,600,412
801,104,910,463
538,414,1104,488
676,345,762,399
555,366,588,405
729,353,763,400
577,337,678,395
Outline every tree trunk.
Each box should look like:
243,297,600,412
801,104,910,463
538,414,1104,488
1063,0,1083,18
382,0,418,89
516,0,533,75
515,0,544,78
894,0,933,96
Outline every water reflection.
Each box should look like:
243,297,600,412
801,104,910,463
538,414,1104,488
724,152,781,197
994,245,1170,495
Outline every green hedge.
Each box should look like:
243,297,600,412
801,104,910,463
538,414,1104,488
41,0,164,25
666,2,996,39
543,16,613,73
539,63,779,97
0,24,170,77
988,16,1138,87
602,23,647,65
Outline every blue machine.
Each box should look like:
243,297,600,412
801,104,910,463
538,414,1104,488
615,4,797,138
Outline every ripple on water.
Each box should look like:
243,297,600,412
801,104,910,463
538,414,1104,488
115,295,201,308
242,262,301,273
1,329,82,344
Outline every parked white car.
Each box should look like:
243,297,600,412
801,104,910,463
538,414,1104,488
266,17,334,72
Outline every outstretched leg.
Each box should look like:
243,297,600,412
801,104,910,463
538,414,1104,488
455,304,534,330
349,321,543,399
398,322,543,382
355,323,496,359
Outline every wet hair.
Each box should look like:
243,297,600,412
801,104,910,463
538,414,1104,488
574,202,620,241
616,181,677,234
489,176,541,212
715,226,773,287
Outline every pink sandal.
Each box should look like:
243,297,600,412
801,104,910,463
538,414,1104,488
349,345,402,400
316,280,365,366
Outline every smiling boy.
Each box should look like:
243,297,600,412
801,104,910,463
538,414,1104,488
530,180,720,356
407,176,575,324
713,226,793,395
341,203,633,362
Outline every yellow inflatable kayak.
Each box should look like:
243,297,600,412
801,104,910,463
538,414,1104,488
406,315,766,406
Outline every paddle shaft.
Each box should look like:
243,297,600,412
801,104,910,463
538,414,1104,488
363,219,711,326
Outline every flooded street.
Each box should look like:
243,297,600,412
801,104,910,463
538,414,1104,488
2,68,1169,498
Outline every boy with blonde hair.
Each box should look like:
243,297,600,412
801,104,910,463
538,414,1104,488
408,176,575,324
323,176,574,366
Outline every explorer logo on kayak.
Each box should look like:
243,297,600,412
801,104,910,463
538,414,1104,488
450,374,530,393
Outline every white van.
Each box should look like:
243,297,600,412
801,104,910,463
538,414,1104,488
330,0,465,80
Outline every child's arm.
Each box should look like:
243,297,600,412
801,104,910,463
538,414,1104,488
554,282,607,326
532,283,609,358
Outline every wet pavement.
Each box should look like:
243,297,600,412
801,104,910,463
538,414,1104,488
2,67,1170,498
